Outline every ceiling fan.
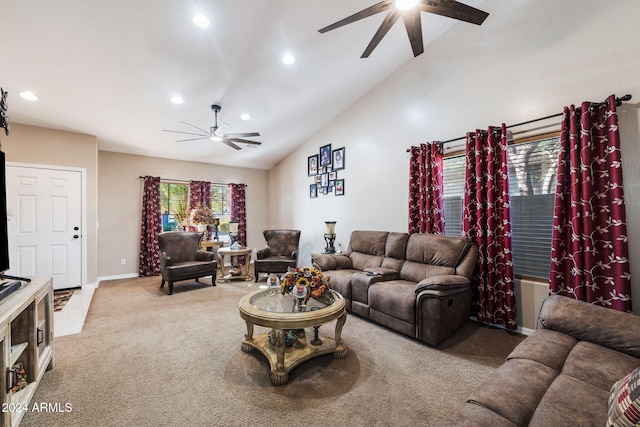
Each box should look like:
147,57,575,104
163,104,262,150
318,0,489,58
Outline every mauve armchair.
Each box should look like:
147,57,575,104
158,231,218,295
254,229,301,281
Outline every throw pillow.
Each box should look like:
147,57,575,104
608,367,640,426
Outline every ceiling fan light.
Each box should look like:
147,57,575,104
193,14,210,28
210,135,223,142
396,0,420,11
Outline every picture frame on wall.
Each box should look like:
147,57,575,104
308,154,319,176
335,179,345,196
320,144,332,167
332,147,345,171
310,184,317,198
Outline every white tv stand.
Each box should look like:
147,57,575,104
0,277,54,427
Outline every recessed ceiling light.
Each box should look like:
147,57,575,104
240,113,250,121
19,91,38,101
282,54,295,65
396,0,420,10
193,14,210,28
171,96,184,105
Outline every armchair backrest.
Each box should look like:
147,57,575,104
158,232,204,263
399,233,478,282
263,229,301,258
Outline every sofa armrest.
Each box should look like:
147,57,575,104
537,295,640,358
311,253,353,271
415,275,471,294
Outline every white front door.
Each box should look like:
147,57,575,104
6,165,83,290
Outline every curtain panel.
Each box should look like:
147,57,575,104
408,142,445,234
463,124,517,330
139,176,162,276
549,94,631,312
229,183,247,253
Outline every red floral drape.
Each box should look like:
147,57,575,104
188,180,211,231
463,124,517,330
229,182,247,246
549,95,631,312
408,142,445,234
139,176,162,276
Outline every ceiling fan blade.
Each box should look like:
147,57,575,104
175,137,210,142
223,132,260,138
361,9,401,58
403,7,424,57
222,139,242,150
180,122,212,135
418,0,489,26
228,138,262,146
163,129,209,137
319,1,392,33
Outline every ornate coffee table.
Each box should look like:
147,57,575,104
238,289,347,385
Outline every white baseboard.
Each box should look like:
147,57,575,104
97,273,139,285
469,315,535,336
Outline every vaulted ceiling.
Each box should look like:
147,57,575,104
2,0,486,170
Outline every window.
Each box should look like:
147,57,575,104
442,134,560,279
160,182,231,240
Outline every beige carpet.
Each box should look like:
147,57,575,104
23,276,524,427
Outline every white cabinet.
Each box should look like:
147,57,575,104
0,277,53,427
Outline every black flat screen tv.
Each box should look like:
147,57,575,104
0,150,10,274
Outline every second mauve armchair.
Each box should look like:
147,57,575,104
254,229,301,281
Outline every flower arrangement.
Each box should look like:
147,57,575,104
281,267,332,301
189,204,216,225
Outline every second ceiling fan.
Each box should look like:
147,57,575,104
318,0,489,58
163,104,262,150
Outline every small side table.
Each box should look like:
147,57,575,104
201,240,223,255
217,246,253,283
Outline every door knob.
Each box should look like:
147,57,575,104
73,235,79,239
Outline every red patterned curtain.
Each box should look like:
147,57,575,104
228,183,247,246
463,124,517,330
549,95,631,312
408,142,445,234
188,180,211,231
139,176,162,276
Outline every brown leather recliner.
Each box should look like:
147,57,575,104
254,229,301,281
158,231,218,295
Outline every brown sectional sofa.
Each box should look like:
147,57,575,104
311,230,478,346
438,295,640,426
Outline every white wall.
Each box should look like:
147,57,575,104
268,0,640,326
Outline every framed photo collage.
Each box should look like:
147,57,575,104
308,144,345,198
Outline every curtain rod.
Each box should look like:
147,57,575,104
406,94,632,151
138,176,244,187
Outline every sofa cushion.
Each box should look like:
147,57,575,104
528,374,609,426
348,230,388,255
608,367,640,427
369,281,416,323
466,358,558,426
560,341,640,392
350,252,385,271
323,269,358,299
507,329,578,372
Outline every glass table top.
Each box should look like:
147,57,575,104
249,289,335,314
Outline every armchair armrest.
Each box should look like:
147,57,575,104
415,275,471,294
194,251,215,262
256,248,270,259
311,253,352,271
537,295,640,358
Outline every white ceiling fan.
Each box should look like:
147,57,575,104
163,104,262,150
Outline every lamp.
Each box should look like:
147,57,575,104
212,217,220,241
229,221,240,249
324,221,336,254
